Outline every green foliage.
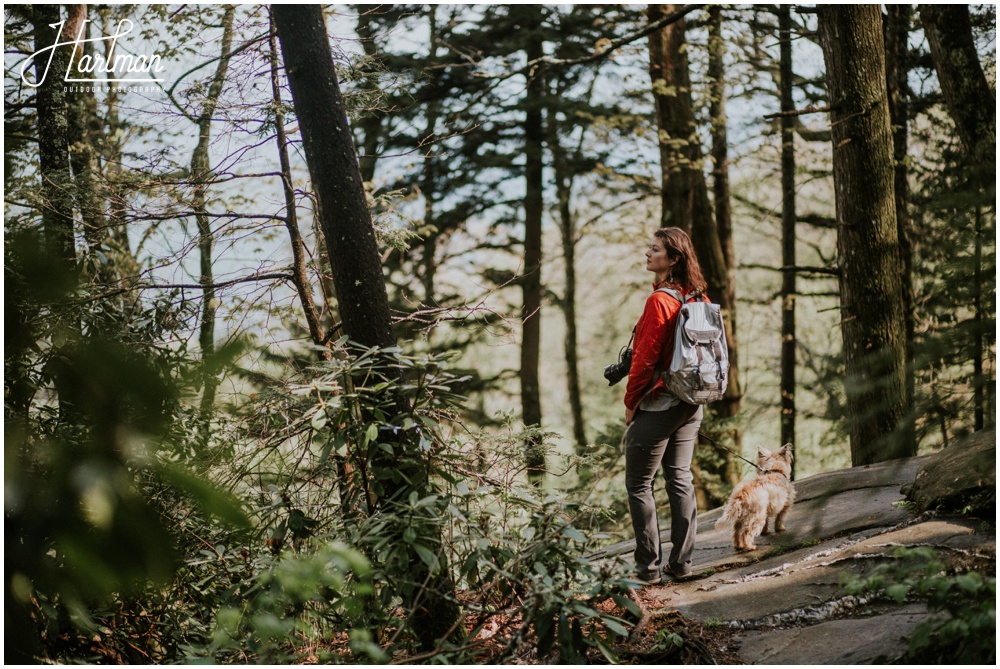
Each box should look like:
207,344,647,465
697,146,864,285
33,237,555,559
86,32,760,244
203,544,376,664
4,230,251,663
841,546,996,664
229,344,638,662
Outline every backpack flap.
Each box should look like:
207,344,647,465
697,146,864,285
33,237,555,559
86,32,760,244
666,301,730,404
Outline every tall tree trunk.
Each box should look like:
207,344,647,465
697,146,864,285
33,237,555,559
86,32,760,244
268,11,327,359
420,6,441,309
521,7,545,479
650,4,735,505
918,4,996,168
550,128,587,451
33,5,76,274
192,6,235,422
778,5,797,463
273,5,461,649
818,6,909,465
355,6,387,185
884,4,917,454
706,5,741,490
972,204,986,430
96,6,133,274
65,5,107,258
648,4,712,234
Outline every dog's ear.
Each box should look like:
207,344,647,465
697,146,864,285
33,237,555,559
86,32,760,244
779,443,794,461
757,447,771,459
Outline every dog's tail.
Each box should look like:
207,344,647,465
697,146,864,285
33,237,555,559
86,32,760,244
714,500,734,529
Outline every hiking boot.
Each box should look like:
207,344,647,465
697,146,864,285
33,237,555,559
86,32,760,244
635,570,662,585
663,564,696,582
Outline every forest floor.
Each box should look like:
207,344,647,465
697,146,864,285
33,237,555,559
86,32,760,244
591,451,997,664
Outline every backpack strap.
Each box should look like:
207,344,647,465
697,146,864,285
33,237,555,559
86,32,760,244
655,287,702,305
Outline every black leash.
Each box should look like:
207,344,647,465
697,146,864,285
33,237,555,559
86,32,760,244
697,431,768,474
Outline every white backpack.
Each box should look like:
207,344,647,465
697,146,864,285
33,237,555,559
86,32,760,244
658,288,730,405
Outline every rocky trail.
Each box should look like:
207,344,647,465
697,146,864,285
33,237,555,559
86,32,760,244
591,430,996,664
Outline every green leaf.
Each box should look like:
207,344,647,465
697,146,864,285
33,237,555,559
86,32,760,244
605,618,629,636
310,410,327,430
413,544,439,572
613,593,643,618
156,463,251,530
885,583,910,603
594,637,619,664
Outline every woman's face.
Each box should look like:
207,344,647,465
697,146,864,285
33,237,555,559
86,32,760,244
645,237,677,277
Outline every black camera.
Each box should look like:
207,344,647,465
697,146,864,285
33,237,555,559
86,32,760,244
604,348,632,386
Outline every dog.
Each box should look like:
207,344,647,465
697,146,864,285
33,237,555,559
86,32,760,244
716,444,795,551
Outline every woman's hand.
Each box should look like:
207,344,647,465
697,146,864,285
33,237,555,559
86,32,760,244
625,407,635,425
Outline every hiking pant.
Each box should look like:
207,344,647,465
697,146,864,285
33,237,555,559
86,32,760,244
624,403,702,579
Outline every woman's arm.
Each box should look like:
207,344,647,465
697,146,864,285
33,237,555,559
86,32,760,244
623,291,678,411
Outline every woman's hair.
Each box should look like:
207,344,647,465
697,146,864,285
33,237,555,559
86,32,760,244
654,227,708,296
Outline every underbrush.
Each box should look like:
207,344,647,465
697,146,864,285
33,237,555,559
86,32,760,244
18,344,648,663
841,546,996,664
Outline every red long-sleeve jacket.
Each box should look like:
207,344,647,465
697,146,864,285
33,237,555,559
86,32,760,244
623,283,706,411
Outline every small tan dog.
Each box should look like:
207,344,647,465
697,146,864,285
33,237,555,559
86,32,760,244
716,444,795,551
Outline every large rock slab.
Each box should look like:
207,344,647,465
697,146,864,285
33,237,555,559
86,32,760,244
592,456,925,575
655,518,986,623
903,428,995,514
733,604,928,664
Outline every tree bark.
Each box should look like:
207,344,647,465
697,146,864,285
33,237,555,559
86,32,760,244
420,6,441,308
65,5,108,258
648,4,713,235
355,6,389,185
521,6,545,479
96,6,132,270
33,5,76,273
818,5,909,465
778,5,797,462
884,4,917,455
273,4,461,649
191,6,235,421
550,126,587,451
268,11,327,359
919,4,996,167
972,204,985,431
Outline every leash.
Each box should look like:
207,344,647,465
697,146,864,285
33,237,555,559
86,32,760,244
697,431,768,474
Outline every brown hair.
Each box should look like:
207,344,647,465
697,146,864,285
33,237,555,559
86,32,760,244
653,227,707,297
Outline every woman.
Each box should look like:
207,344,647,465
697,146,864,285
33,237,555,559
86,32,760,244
624,227,707,584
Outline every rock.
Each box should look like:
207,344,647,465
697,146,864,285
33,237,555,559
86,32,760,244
734,604,928,664
902,428,996,516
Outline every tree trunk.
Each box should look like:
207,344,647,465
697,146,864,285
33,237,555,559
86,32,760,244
273,5,461,649
919,4,996,168
65,5,107,258
33,5,76,273
884,4,917,454
706,5,742,491
648,4,713,234
550,128,587,451
96,6,133,274
355,6,387,185
191,6,235,421
972,204,986,431
521,7,545,479
778,5,797,463
420,6,441,308
818,6,909,465
268,11,327,359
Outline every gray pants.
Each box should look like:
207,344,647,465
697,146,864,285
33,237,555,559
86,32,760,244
625,403,702,578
